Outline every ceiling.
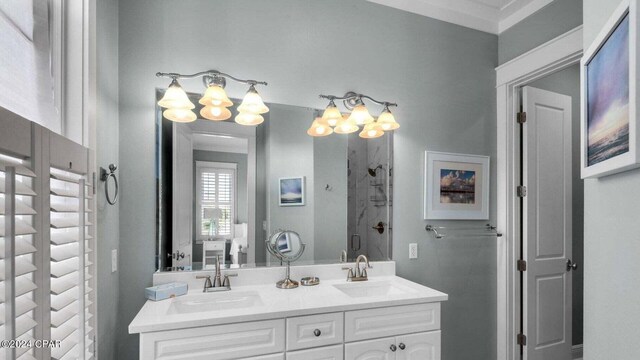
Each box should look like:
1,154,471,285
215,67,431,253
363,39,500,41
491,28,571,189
191,133,249,154
366,0,554,34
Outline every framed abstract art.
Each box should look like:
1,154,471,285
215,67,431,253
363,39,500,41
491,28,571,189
581,0,640,178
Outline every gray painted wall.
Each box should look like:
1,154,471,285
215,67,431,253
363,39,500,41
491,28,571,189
117,1,497,359
499,0,583,65
313,133,348,261
191,150,248,263
583,1,640,358
266,104,315,263
96,0,119,359
527,65,583,345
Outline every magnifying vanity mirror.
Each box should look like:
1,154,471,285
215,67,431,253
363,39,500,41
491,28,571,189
266,230,306,289
155,89,394,272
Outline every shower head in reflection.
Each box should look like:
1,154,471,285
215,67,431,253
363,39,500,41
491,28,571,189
368,165,383,177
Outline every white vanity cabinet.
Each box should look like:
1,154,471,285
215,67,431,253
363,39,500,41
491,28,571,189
138,303,441,360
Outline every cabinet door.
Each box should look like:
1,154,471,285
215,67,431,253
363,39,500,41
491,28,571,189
396,331,441,360
287,344,343,360
345,337,395,360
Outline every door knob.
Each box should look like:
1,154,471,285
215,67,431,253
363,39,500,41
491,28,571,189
566,259,578,271
390,344,397,352
399,343,406,350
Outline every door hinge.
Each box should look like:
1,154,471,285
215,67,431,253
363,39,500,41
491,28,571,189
92,172,97,195
517,112,527,124
517,185,527,197
517,333,527,346
517,259,527,272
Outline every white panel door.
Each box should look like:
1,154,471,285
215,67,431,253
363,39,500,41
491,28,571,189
522,86,573,360
345,337,394,360
172,123,193,267
396,331,441,360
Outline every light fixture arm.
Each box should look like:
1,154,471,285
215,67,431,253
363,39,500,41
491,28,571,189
156,70,268,86
319,92,397,110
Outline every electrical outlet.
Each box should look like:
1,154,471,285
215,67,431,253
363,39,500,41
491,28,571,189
409,243,418,259
111,249,118,272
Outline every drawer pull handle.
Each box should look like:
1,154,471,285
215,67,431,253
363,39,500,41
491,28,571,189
390,344,397,352
313,329,321,337
399,343,406,350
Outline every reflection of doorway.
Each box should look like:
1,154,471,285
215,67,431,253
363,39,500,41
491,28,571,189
495,27,584,360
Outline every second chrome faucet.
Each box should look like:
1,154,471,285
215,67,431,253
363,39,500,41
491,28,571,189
342,254,372,281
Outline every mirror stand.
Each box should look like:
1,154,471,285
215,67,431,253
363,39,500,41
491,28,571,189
276,261,301,289
266,237,306,289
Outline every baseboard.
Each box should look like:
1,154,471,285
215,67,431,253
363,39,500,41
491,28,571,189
572,344,583,359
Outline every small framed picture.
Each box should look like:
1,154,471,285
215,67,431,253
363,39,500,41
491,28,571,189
581,0,640,178
279,177,305,206
424,151,490,220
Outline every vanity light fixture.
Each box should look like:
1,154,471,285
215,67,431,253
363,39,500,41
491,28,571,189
156,70,268,125
309,92,399,138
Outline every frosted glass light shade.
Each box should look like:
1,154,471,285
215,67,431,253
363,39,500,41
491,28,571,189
237,86,269,114
163,108,197,122
307,118,334,137
348,104,374,125
321,104,343,127
200,105,232,121
199,85,233,107
334,116,359,134
235,112,265,126
158,80,195,109
377,108,400,131
359,123,384,139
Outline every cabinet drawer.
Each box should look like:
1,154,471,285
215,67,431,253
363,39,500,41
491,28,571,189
246,354,285,360
344,303,440,342
287,345,343,360
286,312,344,351
139,319,284,360
203,241,225,251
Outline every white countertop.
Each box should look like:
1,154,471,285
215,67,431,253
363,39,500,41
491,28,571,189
129,275,448,334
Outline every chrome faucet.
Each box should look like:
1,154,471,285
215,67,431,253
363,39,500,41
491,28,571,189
342,254,372,281
196,255,237,292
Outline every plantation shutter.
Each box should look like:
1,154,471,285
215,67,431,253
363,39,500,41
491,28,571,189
48,132,95,360
0,119,39,360
0,111,96,360
197,162,236,240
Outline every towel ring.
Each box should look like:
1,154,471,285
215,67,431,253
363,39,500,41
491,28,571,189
100,164,119,205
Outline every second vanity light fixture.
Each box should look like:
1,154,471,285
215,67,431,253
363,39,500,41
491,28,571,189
156,70,269,125
309,92,399,139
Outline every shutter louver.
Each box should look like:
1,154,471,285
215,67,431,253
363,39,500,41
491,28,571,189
1,155,38,360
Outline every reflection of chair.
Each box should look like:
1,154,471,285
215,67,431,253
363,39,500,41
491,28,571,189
202,240,225,269
230,223,248,265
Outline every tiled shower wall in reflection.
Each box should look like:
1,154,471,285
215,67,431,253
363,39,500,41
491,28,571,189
347,133,393,261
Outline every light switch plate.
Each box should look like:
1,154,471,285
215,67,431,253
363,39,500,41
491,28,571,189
112,249,118,272
409,243,418,259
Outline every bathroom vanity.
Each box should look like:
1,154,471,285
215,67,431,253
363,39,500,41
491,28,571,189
130,262,447,360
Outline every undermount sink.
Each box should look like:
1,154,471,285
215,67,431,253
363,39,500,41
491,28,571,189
167,291,263,314
333,281,416,298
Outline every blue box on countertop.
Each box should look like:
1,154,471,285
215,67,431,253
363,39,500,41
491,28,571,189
145,282,188,301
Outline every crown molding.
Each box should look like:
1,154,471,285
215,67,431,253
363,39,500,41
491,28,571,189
367,0,555,35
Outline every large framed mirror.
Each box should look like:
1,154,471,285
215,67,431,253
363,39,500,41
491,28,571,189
155,90,393,271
